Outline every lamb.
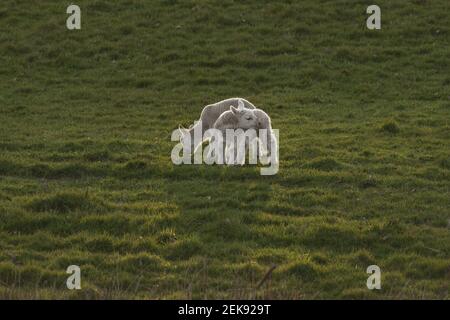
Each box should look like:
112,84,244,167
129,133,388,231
178,97,256,154
212,99,258,133
253,109,276,159
212,105,277,165
211,100,260,164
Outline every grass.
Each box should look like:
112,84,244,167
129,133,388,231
0,0,449,299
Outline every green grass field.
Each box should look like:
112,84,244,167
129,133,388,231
0,0,449,299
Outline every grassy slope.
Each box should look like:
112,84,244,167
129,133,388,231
0,0,449,299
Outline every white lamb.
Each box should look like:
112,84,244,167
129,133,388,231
213,105,277,165
208,100,258,164
254,108,277,161
178,97,256,154
212,99,258,133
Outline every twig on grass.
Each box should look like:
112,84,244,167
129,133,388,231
256,264,277,290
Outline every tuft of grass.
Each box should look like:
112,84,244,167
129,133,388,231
438,157,450,170
157,229,178,245
27,192,106,213
83,150,111,162
284,261,320,281
302,157,345,171
380,120,400,134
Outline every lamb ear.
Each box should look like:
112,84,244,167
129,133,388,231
237,99,245,110
230,106,239,115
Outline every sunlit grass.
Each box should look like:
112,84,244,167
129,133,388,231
0,0,449,299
